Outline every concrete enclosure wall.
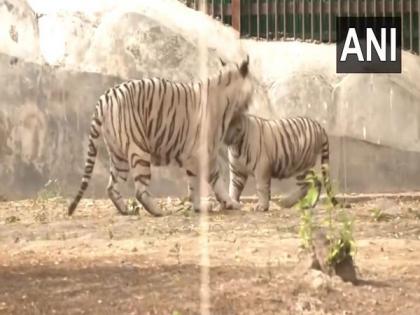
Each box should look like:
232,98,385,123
1,0,420,200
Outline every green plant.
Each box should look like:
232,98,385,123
32,179,66,212
37,179,62,200
4,215,20,224
297,171,321,210
297,170,321,249
327,210,356,265
296,169,356,268
370,207,392,222
298,208,313,249
127,198,140,215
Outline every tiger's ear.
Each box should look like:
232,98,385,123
219,57,227,67
239,55,249,77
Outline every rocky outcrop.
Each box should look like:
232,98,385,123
0,0,246,199
245,41,420,153
0,0,41,62
1,0,420,199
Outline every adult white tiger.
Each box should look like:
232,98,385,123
224,114,338,211
68,56,254,217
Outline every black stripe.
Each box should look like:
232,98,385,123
208,171,219,186
226,71,231,86
155,80,167,134
186,170,195,176
133,157,151,168
221,97,230,137
134,174,151,186
110,88,118,140
87,139,97,157
276,120,290,176
93,117,102,127
147,79,156,119
232,178,245,190
90,124,100,139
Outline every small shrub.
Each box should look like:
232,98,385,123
5,215,20,224
297,171,321,210
370,207,392,222
297,169,356,273
127,198,140,215
37,179,62,200
327,209,356,265
298,208,313,249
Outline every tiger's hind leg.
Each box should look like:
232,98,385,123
129,149,163,217
186,169,199,211
186,170,199,203
279,170,321,208
107,156,135,215
229,164,248,203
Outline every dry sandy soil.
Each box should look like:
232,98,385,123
0,195,420,314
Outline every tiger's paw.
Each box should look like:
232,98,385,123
193,199,213,213
223,199,241,210
253,203,269,212
146,208,164,217
279,197,299,209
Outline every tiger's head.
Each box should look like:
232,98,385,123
214,55,254,116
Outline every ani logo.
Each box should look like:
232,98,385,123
336,17,401,73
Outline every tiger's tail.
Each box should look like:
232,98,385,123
68,105,104,216
320,130,338,207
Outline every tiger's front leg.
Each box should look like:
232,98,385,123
208,163,241,210
185,163,213,213
254,166,271,211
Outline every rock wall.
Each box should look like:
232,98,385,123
0,53,195,199
1,0,420,200
245,41,420,152
0,0,41,62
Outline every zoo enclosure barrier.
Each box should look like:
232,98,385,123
185,0,420,54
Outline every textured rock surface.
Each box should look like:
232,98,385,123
1,0,420,199
0,0,41,62
245,41,420,152
0,0,245,199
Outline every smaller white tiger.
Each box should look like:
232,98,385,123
224,115,338,211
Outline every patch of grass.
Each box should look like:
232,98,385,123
34,211,48,224
298,208,313,249
297,171,321,210
127,198,140,215
4,215,20,224
37,179,62,200
370,208,392,222
169,242,182,264
406,207,420,220
32,179,66,210
327,209,356,265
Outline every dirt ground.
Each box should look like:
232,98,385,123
0,195,420,315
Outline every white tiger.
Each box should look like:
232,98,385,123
224,114,338,211
68,56,254,217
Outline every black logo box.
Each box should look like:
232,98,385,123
336,17,401,74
